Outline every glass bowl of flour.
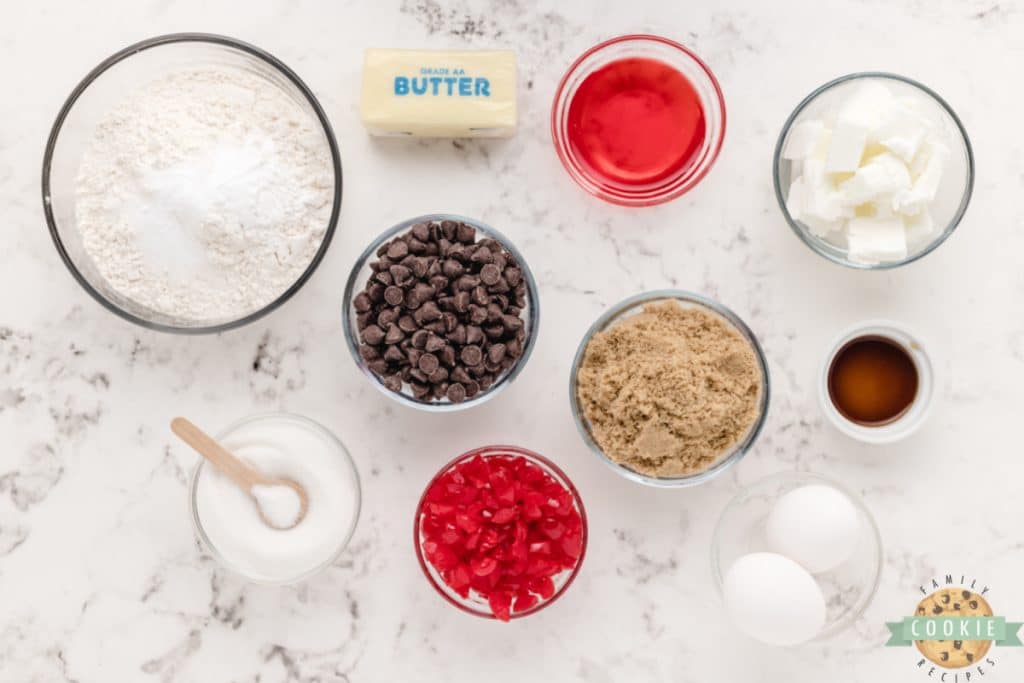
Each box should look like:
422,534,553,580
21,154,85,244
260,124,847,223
42,33,342,333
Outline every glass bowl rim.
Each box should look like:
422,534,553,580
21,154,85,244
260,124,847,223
41,32,344,334
772,71,974,270
412,444,588,620
709,469,884,641
341,213,540,413
568,289,771,488
550,33,727,207
187,411,362,585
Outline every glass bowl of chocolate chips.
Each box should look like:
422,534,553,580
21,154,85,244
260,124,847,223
343,214,540,411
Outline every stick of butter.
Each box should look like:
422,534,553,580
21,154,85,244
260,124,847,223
360,49,517,138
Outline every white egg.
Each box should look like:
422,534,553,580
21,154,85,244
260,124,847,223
765,484,862,573
722,552,827,646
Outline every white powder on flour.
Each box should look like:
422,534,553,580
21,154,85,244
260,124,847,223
74,69,335,322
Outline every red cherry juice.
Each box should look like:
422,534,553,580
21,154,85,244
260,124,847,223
566,57,706,187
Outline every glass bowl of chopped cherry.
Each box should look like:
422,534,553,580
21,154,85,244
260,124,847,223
342,214,540,411
414,445,587,621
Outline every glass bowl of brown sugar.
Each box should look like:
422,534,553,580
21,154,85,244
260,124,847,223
569,290,770,488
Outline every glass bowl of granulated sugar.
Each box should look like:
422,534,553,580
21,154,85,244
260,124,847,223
42,33,342,334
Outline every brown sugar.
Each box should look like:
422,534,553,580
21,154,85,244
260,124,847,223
575,299,764,478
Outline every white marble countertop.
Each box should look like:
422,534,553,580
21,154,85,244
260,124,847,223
3,0,1023,681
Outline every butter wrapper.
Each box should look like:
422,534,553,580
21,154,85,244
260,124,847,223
360,48,517,138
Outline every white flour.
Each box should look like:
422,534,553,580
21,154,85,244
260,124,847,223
74,69,334,322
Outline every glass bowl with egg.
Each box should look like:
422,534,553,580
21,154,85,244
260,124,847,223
773,72,973,269
42,33,342,333
568,290,770,488
711,471,883,644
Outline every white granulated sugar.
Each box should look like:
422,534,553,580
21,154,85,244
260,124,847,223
74,69,334,322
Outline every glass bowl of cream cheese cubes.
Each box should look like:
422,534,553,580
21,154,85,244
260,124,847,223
774,73,973,268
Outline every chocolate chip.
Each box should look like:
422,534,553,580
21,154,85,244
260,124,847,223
356,311,372,330
502,314,523,331
451,366,472,384
442,312,458,333
488,343,507,363
962,590,971,600
441,220,458,240
386,240,409,259
383,374,403,392
442,259,465,278
418,353,439,375
440,344,456,368
447,382,467,402
367,282,385,303
429,367,449,384
466,325,484,345
353,291,372,313
468,306,487,325
362,324,385,345
953,603,961,610
419,301,442,322
461,345,483,366
966,653,974,663
941,594,950,604
454,291,471,313
389,264,413,287
367,358,387,374
360,345,380,361
408,238,428,254
411,222,430,241
465,380,480,398
398,315,418,333
409,257,429,278
484,324,504,340
489,277,511,294
470,246,493,264
940,652,949,662
411,329,429,349
456,223,476,243
424,333,446,353
383,345,405,363
933,605,943,615
480,263,501,285
970,600,978,609
374,270,393,286
504,267,522,287
953,641,962,650
384,285,404,306
410,382,430,399
384,324,405,344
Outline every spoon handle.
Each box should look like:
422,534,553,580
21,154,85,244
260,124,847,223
171,417,265,492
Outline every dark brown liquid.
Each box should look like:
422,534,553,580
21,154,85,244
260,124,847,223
828,336,918,425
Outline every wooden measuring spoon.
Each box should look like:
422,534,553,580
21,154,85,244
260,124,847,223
171,417,308,530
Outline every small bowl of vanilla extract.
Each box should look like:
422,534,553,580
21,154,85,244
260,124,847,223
819,320,934,444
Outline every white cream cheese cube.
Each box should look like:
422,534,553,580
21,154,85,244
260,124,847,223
838,81,895,129
894,141,949,214
905,210,936,246
786,176,806,220
802,159,850,225
824,122,867,173
874,101,927,162
837,152,912,206
846,215,908,264
783,120,826,160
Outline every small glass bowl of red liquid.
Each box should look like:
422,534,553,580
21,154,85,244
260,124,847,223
414,445,587,621
551,34,726,207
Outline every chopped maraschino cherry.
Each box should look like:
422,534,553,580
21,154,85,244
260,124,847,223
418,452,585,621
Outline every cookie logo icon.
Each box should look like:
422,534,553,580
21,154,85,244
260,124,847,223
886,575,1022,679
914,589,993,668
